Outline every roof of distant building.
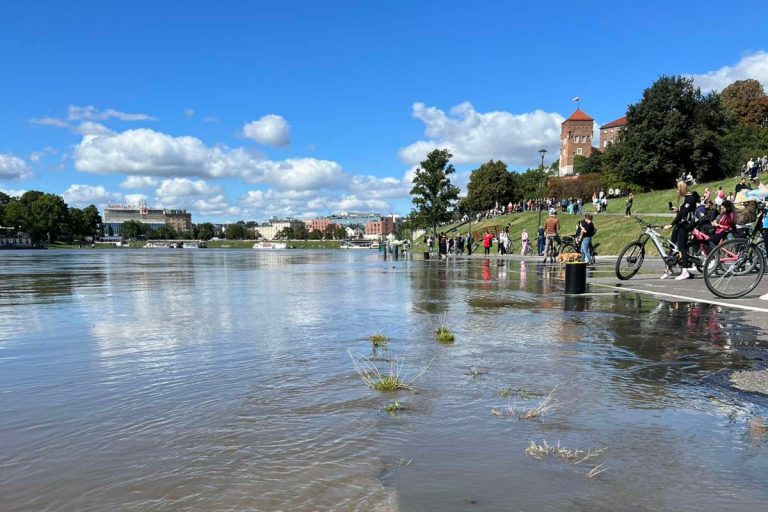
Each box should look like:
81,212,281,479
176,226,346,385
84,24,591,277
600,116,627,129
563,109,594,123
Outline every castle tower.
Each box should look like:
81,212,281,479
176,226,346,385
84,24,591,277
558,109,595,176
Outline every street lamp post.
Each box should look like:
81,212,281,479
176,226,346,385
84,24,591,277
537,148,548,228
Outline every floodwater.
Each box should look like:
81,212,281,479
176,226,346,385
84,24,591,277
1,250,768,512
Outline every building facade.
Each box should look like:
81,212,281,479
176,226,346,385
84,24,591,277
364,216,395,237
305,219,337,233
558,109,595,176
103,204,193,236
255,219,305,240
599,116,627,149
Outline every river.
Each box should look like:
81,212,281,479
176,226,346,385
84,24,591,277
1,249,767,511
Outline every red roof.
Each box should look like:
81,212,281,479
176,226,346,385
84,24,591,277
600,116,627,129
563,109,594,123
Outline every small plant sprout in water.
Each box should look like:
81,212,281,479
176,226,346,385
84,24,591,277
369,334,388,349
384,401,405,413
519,385,558,420
435,326,455,344
348,349,431,393
525,439,607,478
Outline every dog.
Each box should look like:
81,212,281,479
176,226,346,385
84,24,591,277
557,252,582,265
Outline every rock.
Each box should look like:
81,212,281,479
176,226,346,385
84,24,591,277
730,369,768,395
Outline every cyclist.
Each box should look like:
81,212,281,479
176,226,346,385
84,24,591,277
662,181,698,280
542,209,561,263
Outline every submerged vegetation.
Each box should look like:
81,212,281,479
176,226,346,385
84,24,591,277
525,440,607,478
435,326,455,344
369,334,389,348
384,401,405,413
348,349,430,393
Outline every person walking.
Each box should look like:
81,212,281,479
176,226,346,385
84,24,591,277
465,232,473,256
499,229,509,255
537,225,545,256
625,191,634,217
520,228,529,255
577,213,596,265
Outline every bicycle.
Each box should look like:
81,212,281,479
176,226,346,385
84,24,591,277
703,203,766,298
520,238,534,256
615,216,705,280
543,234,561,263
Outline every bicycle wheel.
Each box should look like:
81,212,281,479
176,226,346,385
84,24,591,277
561,242,578,254
615,241,645,280
703,239,766,298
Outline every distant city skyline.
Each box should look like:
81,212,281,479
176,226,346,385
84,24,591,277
1,1,767,222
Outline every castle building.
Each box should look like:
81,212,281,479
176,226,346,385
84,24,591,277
558,109,595,176
599,116,628,149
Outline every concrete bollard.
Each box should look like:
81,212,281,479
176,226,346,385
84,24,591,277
564,262,587,294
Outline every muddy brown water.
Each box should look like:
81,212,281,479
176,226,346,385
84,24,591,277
1,250,767,511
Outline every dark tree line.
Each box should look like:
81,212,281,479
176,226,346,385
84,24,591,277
0,190,100,243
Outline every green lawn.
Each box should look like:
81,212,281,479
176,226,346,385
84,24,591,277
414,175,745,256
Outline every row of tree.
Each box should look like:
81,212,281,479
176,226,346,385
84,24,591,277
0,190,101,243
409,76,768,235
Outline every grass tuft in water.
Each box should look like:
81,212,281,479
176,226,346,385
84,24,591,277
435,326,455,344
519,385,557,420
384,401,405,413
369,334,389,348
348,349,431,393
525,439,607,478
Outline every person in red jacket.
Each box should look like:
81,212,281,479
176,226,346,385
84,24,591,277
482,230,493,255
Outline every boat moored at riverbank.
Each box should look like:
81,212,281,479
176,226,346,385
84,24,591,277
253,241,288,250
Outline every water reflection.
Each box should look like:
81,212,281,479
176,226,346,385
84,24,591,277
1,253,768,511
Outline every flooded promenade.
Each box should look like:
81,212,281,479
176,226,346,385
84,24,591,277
1,250,767,511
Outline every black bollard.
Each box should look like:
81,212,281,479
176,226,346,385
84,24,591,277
393,246,399,260
423,251,430,260
564,262,587,294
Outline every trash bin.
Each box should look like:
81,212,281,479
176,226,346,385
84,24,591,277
564,262,587,294
423,251,430,260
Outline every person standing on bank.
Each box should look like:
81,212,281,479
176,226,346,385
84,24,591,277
577,213,596,265
625,191,634,217
482,230,493,255
663,181,698,280
537,225,545,256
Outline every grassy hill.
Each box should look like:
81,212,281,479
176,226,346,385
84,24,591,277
412,175,744,256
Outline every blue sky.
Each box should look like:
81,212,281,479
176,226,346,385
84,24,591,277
1,0,767,222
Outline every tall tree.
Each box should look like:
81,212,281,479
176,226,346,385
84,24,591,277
616,75,730,189
410,149,460,238
224,223,249,240
197,222,215,240
3,191,68,242
466,160,517,211
0,191,11,225
81,205,102,240
721,79,768,126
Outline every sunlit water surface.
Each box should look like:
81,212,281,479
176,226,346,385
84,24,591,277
1,250,767,511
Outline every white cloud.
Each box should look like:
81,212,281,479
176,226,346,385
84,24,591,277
74,122,114,136
123,194,148,206
74,128,347,191
29,146,57,163
154,178,227,211
62,184,121,206
120,176,158,189
68,105,157,122
689,51,768,92
185,108,195,118
30,117,69,128
241,114,291,147
202,115,219,124
0,187,26,197
156,178,223,200
0,153,32,180
247,158,345,190
399,102,564,167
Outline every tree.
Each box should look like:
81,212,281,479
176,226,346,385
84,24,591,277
334,225,347,240
65,207,85,243
3,191,68,242
410,149,460,238
0,191,11,225
466,160,517,211
323,224,337,240
81,205,102,240
197,222,215,240
308,228,323,240
721,79,768,126
121,220,145,240
225,223,249,240
615,75,731,189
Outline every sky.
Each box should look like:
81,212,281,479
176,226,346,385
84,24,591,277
1,0,768,223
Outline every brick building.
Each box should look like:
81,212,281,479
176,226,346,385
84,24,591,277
364,216,395,237
558,109,595,176
599,116,627,149
305,218,337,233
